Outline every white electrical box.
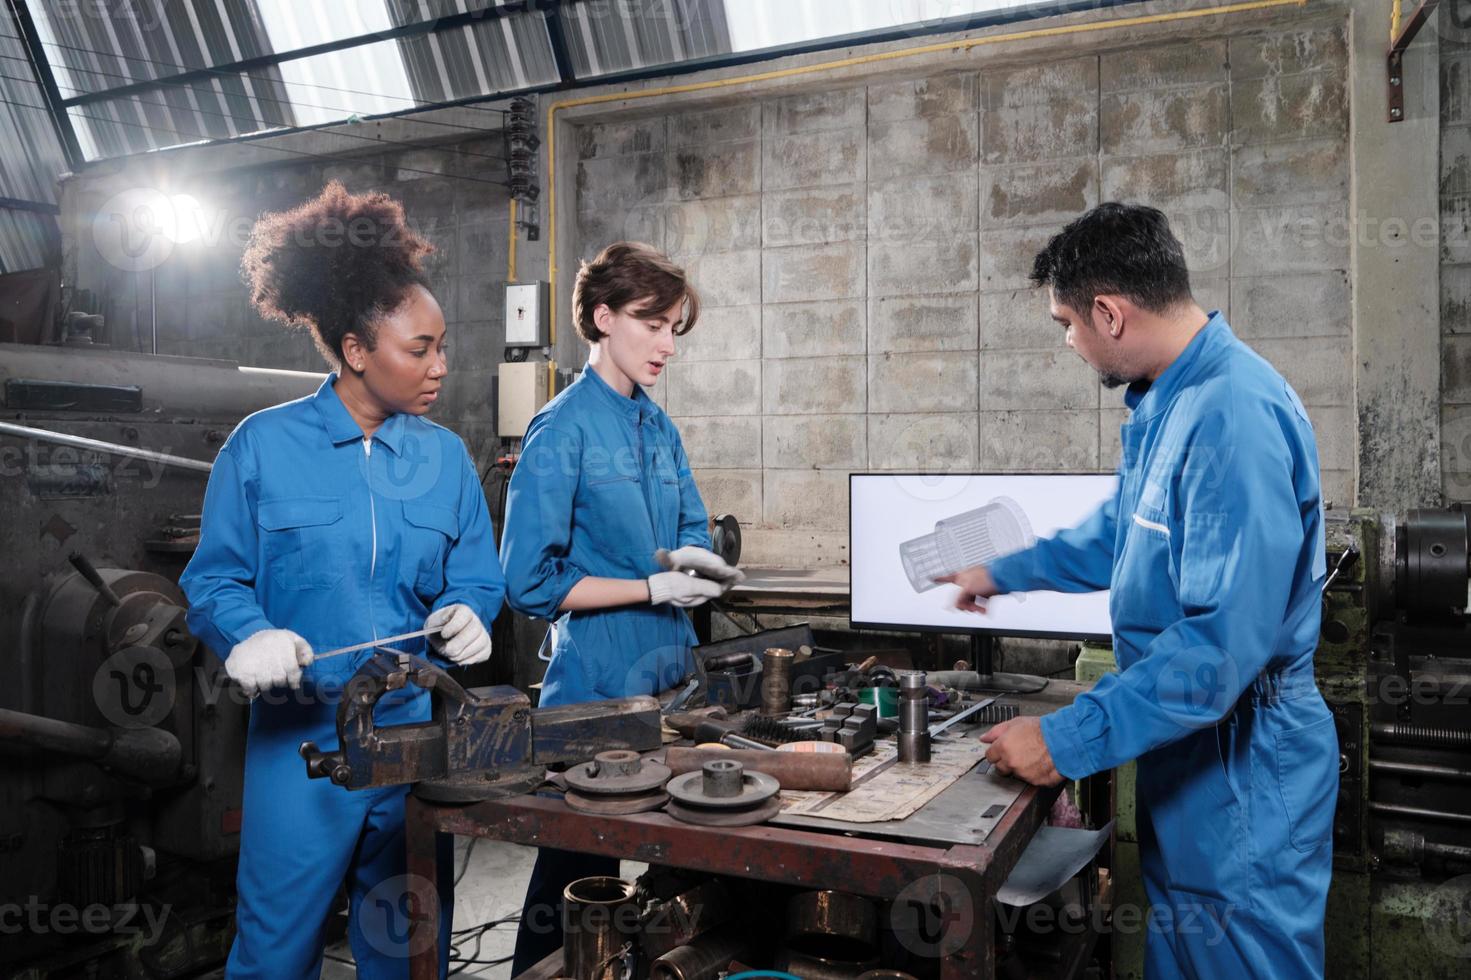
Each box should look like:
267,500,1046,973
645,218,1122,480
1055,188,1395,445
498,361,550,438
505,281,549,347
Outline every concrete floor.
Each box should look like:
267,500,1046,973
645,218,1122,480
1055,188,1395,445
322,837,535,979
199,838,644,979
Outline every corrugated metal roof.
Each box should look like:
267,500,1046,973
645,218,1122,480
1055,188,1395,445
561,0,732,78
0,8,66,204
0,5,64,272
2,0,1076,188
22,1,551,158
395,14,560,103
0,207,59,274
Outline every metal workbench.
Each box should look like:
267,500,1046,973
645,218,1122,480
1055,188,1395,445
401,681,1094,980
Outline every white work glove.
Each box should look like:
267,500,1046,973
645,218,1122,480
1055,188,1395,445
426,604,492,665
659,546,745,591
648,571,725,608
226,629,313,697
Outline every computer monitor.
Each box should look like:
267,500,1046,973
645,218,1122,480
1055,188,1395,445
849,473,1118,641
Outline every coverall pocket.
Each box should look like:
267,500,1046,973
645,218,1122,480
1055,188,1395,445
1145,734,1246,902
1274,715,1339,852
256,496,345,590
583,476,648,560
1115,505,1178,629
403,501,458,599
1179,511,1228,610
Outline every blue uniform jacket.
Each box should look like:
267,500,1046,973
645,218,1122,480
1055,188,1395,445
988,314,1338,977
500,368,711,706
182,374,505,711
989,313,1328,775
179,375,502,980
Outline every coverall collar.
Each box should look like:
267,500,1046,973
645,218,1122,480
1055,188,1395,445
312,373,408,455
580,363,656,422
1122,310,1230,422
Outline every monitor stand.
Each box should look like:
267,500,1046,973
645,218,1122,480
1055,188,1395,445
961,634,1050,695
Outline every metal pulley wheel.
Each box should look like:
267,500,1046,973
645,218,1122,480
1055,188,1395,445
664,758,781,826
564,750,672,815
711,514,742,568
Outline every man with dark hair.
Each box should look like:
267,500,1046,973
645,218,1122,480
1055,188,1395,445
940,203,1338,978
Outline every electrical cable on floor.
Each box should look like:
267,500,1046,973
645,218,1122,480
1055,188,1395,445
453,837,478,886
448,913,521,975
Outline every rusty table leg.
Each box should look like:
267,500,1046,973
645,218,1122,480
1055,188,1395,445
406,794,443,980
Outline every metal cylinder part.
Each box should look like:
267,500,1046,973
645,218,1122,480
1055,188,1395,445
1395,508,1471,613
589,749,642,779
701,759,744,798
761,647,795,716
563,876,637,980
897,671,930,763
784,890,878,963
649,927,753,980
897,732,931,764
664,746,851,792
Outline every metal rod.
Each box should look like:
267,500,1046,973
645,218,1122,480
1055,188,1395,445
0,707,111,758
68,552,123,609
0,420,213,473
1370,759,1471,781
315,628,438,661
1369,801,1471,826
1371,722,1471,749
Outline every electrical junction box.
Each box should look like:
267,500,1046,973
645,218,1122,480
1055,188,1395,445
505,281,549,347
498,361,549,438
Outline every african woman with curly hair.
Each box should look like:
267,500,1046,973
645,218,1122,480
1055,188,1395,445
180,181,504,979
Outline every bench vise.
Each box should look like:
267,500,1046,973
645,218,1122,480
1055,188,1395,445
298,653,662,801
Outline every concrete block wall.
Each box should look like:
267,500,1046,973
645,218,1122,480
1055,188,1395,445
68,136,513,463
569,19,1354,563
1444,22,1471,501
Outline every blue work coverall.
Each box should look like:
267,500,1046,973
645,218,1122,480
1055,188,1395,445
500,366,712,707
180,375,505,980
988,314,1338,978
500,367,711,972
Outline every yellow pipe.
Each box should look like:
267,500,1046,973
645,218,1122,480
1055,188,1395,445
1391,0,1403,40
507,197,518,283
543,0,1309,346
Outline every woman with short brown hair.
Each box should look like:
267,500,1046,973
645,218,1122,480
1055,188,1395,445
500,241,740,970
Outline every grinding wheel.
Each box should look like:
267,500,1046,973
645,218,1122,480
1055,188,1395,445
711,514,742,567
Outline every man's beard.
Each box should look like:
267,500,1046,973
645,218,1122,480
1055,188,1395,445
1098,370,1131,389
